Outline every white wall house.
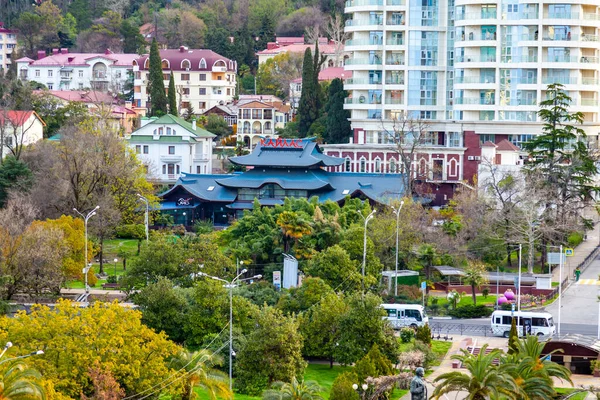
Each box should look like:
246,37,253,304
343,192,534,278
0,111,45,159
16,49,137,93
127,114,215,184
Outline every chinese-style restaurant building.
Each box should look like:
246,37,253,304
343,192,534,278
159,138,405,225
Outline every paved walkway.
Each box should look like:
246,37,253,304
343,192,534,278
399,335,598,399
551,222,600,284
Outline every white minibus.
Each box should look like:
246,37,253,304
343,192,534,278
490,310,555,337
381,304,429,329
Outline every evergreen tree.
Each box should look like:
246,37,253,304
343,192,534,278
508,317,519,354
325,78,351,143
148,38,168,117
312,40,325,111
168,72,178,116
120,20,146,54
183,103,195,121
297,48,316,137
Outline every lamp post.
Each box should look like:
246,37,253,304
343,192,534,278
0,342,12,360
390,201,405,297
114,258,118,281
352,383,369,400
357,209,376,295
198,270,262,392
136,194,149,242
546,244,565,335
74,206,99,297
0,350,44,366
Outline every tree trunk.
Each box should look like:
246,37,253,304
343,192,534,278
122,258,126,271
506,246,512,268
528,233,535,274
137,239,141,255
329,356,334,369
472,284,477,305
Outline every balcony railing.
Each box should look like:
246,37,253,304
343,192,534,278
345,0,383,7
543,56,594,63
454,76,495,84
345,18,383,26
344,97,382,105
385,97,404,104
542,77,578,85
581,99,599,106
385,77,405,84
346,39,384,46
455,11,497,20
500,56,538,63
92,72,108,80
582,78,599,85
455,55,496,63
387,37,404,45
455,98,496,105
385,57,405,65
344,58,382,65
386,0,404,5
458,33,497,41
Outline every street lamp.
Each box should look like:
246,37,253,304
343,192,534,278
0,342,12,360
390,201,405,297
198,269,262,391
74,206,99,298
357,209,377,295
114,258,118,281
352,383,370,400
136,194,149,242
0,350,44,366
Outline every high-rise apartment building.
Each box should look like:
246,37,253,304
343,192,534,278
0,23,16,71
321,0,600,205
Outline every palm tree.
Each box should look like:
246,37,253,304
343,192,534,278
463,261,488,305
0,362,45,400
262,377,323,400
416,244,438,280
500,336,572,399
432,344,518,400
169,350,232,400
276,211,312,253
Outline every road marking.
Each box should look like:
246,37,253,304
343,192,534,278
576,279,600,285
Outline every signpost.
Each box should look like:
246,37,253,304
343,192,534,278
273,271,281,291
565,248,574,257
421,281,426,307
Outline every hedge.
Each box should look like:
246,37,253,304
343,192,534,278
448,305,493,319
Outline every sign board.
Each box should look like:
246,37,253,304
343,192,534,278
176,197,193,206
260,138,303,149
421,281,427,291
565,248,574,257
283,257,298,289
514,276,520,289
273,271,281,291
547,252,566,265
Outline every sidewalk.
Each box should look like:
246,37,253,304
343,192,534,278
552,222,600,284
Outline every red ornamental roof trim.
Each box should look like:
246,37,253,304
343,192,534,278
260,138,303,149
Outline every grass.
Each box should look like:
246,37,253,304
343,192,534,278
397,339,453,368
432,294,498,308
555,388,589,400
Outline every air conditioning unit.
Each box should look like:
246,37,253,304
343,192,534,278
467,156,474,160
474,156,481,160
186,68,190,71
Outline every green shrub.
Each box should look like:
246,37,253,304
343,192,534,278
400,327,414,343
330,371,360,400
114,224,145,239
194,219,214,234
415,324,432,346
482,288,490,299
355,344,393,382
567,231,584,247
411,340,437,370
106,275,118,284
500,302,513,311
448,305,493,319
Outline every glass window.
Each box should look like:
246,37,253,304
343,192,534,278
480,134,495,144
167,164,174,174
143,145,149,154
48,70,53,77
199,74,206,81
168,146,175,154
360,159,366,172
199,88,206,95
135,145,141,153
345,158,351,172
385,308,397,318
162,165,166,174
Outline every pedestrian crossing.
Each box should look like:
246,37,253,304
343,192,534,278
576,279,600,285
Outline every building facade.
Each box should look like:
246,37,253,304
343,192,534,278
133,47,237,116
0,23,17,72
236,100,290,147
257,37,347,68
16,49,137,92
0,111,45,159
126,114,215,185
329,0,600,205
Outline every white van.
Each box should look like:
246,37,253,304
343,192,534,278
381,304,429,329
490,310,555,337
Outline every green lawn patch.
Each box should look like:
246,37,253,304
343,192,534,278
555,388,588,400
433,294,498,308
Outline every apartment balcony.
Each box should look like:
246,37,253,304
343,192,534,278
384,97,404,105
345,58,383,66
385,0,405,6
193,154,209,162
582,77,600,85
580,99,599,107
345,18,383,27
454,98,496,105
454,76,495,84
346,39,384,49
455,11,497,21
385,77,405,85
457,33,497,42
160,155,182,163
500,55,538,63
385,57,405,66
386,38,404,46
541,77,579,85
543,56,598,64
455,55,496,63
345,97,382,105
91,72,108,81
345,0,383,9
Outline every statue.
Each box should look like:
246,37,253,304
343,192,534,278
410,367,427,400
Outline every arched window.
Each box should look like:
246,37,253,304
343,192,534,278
213,60,226,68
229,61,234,70
390,158,396,173
132,60,138,67
375,158,381,173
345,157,351,172
328,59,334,67
161,59,170,69
199,58,207,69
144,58,150,69
360,158,366,173
181,59,191,69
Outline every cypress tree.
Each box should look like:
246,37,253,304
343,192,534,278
297,48,315,137
325,78,351,144
313,40,324,111
507,317,519,354
148,38,168,117
168,72,178,116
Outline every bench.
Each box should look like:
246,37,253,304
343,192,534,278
101,283,120,290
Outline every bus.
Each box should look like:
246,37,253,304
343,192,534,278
381,304,429,329
490,310,555,337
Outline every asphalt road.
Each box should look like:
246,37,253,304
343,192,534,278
429,318,599,337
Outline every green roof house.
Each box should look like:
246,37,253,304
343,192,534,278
126,114,216,184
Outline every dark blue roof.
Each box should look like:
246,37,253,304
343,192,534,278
160,174,238,202
230,138,344,168
215,168,333,190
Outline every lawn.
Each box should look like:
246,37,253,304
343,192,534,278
555,388,588,400
432,294,498,308
397,339,452,368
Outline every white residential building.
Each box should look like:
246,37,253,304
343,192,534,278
16,49,137,92
132,46,237,116
127,114,215,184
321,0,600,206
0,111,45,159
0,23,17,72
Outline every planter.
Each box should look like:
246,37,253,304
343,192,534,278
594,370,600,378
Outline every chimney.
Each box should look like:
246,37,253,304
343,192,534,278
105,49,113,55
266,42,279,50
68,56,75,63
179,46,188,52
52,48,59,55
37,50,46,60
60,48,68,54
192,119,197,131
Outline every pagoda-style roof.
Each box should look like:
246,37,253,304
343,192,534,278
215,169,333,190
230,138,344,168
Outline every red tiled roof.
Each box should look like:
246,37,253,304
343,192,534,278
496,139,520,152
238,100,275,109
291,67,351,83
16,52,138,67
481,141,497,147
135,48,235,72
0,111,45,127
38,90,116,104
